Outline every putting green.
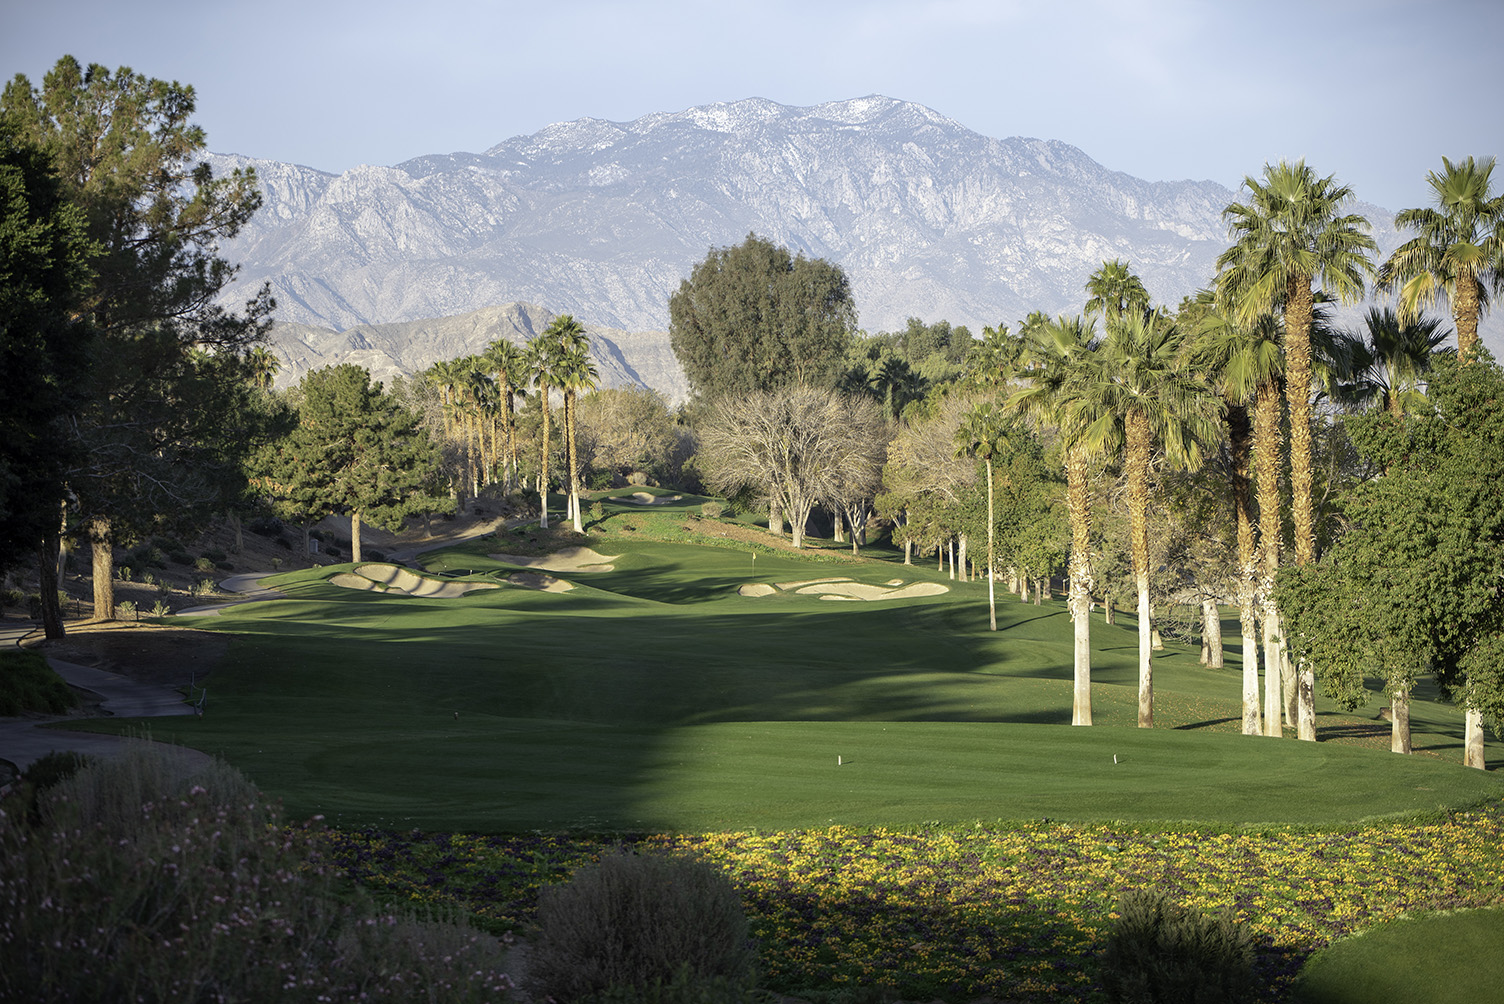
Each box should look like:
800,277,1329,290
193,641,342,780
80,537,1503,832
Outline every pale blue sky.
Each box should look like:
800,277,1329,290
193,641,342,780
4,0,1500,211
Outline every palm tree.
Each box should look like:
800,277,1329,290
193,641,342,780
246,346,281,391
1007,313,1104,726
1329,307,1449,418
1380,155,1504,362
1193,301,1286,736
1084,307,1221,728
955,402,1011,632
1084,258,1151,325
529,315,585,528
1217,161,1376,741
484,338,528,492
558,339,600,531
870,355,923,420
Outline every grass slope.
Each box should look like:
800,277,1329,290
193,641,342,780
74,525,1503,832
1295,907,1504,1004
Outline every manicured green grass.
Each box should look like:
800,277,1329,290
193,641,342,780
1294,907,1504,1004
72,535,1502,831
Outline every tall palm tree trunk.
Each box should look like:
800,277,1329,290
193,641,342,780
1125,411,1154,729
1228,401,1261,735
1065,448,1093,725
567,391,583,532
1285,276,1319,741
1254,379,1284,737
538,384,551,529
1454,274,1481,361
985,458,996,633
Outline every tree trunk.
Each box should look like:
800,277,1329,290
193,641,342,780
229,510,244,553
1464,707,1485,768
1126,410,1154,729
1297,663,1316,741
1285,276,1319,738
1454,270,1481,362
986,459,997,633
1254,377,1283,738
1281,639,1298,729
769,500,784,537
957,535,967,583
351,512,363,564
1066,449,1093,726
538,382,551,529
90,516,115,622
947,538,955,579
1228,401,1261,735
903,538,911,565
1390,682,1411,754
1201,599,1224,668
567,391,584,533
38,534,65,639
833,510,844,543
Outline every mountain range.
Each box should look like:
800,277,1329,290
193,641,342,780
210,95,1482,397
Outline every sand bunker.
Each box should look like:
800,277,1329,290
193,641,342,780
739,576,950,602
489,546,620,573
622,492,684,505
331,564,500,599
506,572,575,592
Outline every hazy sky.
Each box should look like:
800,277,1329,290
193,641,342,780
4,0,1501,212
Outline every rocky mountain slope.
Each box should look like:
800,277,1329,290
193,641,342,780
209,95,1464,397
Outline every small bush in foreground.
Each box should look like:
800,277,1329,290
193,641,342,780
0,650,77,716
582,963,762,1004
1100,889,1257,1003
699,501,724,519
0,744,513,1003
527,849,756,1003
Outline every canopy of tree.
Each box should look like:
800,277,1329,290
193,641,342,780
0,128,93,574
669,234,857,400
252,365,450,563
1,57,276,625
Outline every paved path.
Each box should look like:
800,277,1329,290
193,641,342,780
0,625,208,777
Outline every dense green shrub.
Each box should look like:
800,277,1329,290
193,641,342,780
169,550,194,566
699,501,724,519
527,850,756,1003
194,556,216,572
0,744,514,1002
0,650,76,716
202,548,227,562
1099,889,1257,1004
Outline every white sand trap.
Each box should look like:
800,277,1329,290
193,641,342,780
623,492,684,505
489,546,620,573
796,580,951,601
507,572,575,592
775,577,852,590
741,575,951,602
331,564,499,598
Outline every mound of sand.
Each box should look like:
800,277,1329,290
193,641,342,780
507,572,575,592
330,564,500,599
489,546,620,573
623,492,684,505
739,576,950,602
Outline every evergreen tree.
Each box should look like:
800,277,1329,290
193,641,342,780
255,365,451,563
2,57,274,624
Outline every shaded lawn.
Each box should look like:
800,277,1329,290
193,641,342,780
69,538,1503,832
1294,906,1504,1004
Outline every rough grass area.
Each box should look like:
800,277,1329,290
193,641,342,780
0,650,77,716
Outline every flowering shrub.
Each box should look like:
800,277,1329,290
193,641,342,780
324,802,1504,1002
